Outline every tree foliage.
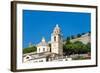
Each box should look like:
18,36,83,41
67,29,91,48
71,35,75,39
23,46,37,54
65,37,71,45
77,34,81,38
63,41,91,55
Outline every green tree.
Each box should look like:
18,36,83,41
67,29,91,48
73,41,86,54
73,41,91,54
23,46,37,54
85,43,91,52
77,34,81,38
71,35,74,39
63,41,90,55
66,36,70,40
82,33,85,35
65,36,71,45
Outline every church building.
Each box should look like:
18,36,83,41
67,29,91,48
23,24,64,63
37,37,50,53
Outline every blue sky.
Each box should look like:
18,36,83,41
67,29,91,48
23,10,91,48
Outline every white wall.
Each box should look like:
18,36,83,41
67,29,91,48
37,46,49,53
24,57,46,63
0,0,99,73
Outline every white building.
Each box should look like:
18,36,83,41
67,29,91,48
37,37,50,53
23,24,65,63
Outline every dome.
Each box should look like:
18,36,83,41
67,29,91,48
37,37,49,46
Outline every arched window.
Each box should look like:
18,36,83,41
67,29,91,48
26,57,29,59
54,36,56,41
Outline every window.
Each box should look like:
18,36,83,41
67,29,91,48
39,48,40,52
43,48,45,52
54,36,56,41
26,57,29,59
50,48,51,52
39,60,43,62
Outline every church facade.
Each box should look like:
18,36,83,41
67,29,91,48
23,24,66,63
37,24,63,55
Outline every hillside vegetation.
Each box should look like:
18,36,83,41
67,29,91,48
23,46,37,54
63,32,91,55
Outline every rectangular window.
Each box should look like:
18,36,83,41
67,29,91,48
39,48,40,52
43,48,45,52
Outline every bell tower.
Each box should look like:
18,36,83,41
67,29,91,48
51,24,63,55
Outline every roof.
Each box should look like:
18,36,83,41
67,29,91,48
37,37,49,47
23,52,63,60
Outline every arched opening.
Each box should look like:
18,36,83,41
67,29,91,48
54,36,56,41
